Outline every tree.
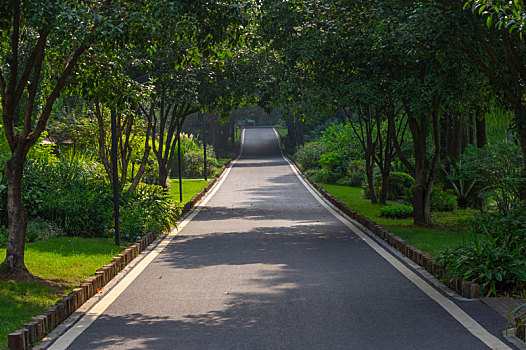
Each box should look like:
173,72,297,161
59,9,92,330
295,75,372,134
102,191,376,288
0,0,246,277
0,1,117,277
458,0,526,199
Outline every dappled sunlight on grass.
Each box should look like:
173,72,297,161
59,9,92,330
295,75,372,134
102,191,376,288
0,237,123,348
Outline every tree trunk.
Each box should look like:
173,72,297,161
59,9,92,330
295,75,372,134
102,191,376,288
379,169,390,204
1,153,31,277
158,166,170,188
365,154,377,204
513,105,526,200
413,171,432,225
475,109,487,148
468,113,475,146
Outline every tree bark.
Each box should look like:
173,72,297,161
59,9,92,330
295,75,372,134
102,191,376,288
1,153,30,277
468,112,475,146
475,109,487,148
402,95,440,226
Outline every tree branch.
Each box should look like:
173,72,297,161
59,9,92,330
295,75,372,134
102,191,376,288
29,44,89,149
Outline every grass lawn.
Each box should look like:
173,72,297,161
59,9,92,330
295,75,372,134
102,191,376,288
168,179,211,203
0,237,122,349
169,158,230,203
320,184,476,257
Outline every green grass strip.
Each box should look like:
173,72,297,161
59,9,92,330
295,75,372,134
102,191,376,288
320,184,474,257
0,237,122,349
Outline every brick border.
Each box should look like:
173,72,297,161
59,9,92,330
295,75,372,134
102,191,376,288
7,160,233,350
7,232,156,350
286,156,482,300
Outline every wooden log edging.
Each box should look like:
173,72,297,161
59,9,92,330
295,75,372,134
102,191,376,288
287,156,481,300
7,231,158,350
517,322,525,342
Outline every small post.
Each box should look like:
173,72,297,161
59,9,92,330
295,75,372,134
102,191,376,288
201,112,207,181
111,108,120,246
177,130,183,202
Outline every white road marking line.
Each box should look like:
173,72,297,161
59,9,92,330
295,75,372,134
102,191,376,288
49,129,246,350
272,128,511,350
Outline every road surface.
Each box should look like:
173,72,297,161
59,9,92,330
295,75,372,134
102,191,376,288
49,127,516,349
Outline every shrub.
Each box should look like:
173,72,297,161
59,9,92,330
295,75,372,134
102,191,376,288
437,203,526,296
294,142,328,170
319,151,341,171
363,172,414,201
294,123,364,171
311,169,340,184
436,234,526,296
20,151,112,237
346,160,366,187
26,218,49,243
388,172,415,200
119,184,180,242
461,203,526,248
380,204,414,219
461,142,523,213
183,148,219,178
430,183,458,212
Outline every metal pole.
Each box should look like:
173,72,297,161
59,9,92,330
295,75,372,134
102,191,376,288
177,130,183,202
111,108,120,246
202,112,207,181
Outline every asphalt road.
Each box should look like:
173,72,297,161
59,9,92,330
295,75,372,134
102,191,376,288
51,127,517,349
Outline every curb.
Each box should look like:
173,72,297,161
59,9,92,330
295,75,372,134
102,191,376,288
286,156,482,300
180,160,232,218
7,232,156,350
7,160,233,350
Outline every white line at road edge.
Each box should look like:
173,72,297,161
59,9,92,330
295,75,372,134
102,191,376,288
271,128,511,350
49,129,246,350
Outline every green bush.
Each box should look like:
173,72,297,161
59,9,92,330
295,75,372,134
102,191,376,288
183,148,219,178
363,172,414,201
294,142,328,170
461,142,523,213
388,172,415,200
379,204,414,219
461,203,526,247
119,184,180,242
18,151,112,237
294,122,364,171
431,183,458,212
437,203,526,296
436,234,526,296
311,169,340,184
319,151,341,171
346,160,366,187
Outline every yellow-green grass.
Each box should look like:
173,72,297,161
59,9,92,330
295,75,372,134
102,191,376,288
0,237,123,349
320,184,476,257
168,179,211,203
169,158,230,202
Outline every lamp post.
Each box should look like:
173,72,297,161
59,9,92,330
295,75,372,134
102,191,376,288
111,108,120,246
200,111,207,181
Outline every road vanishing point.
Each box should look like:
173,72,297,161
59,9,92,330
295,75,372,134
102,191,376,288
48,127,517,349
